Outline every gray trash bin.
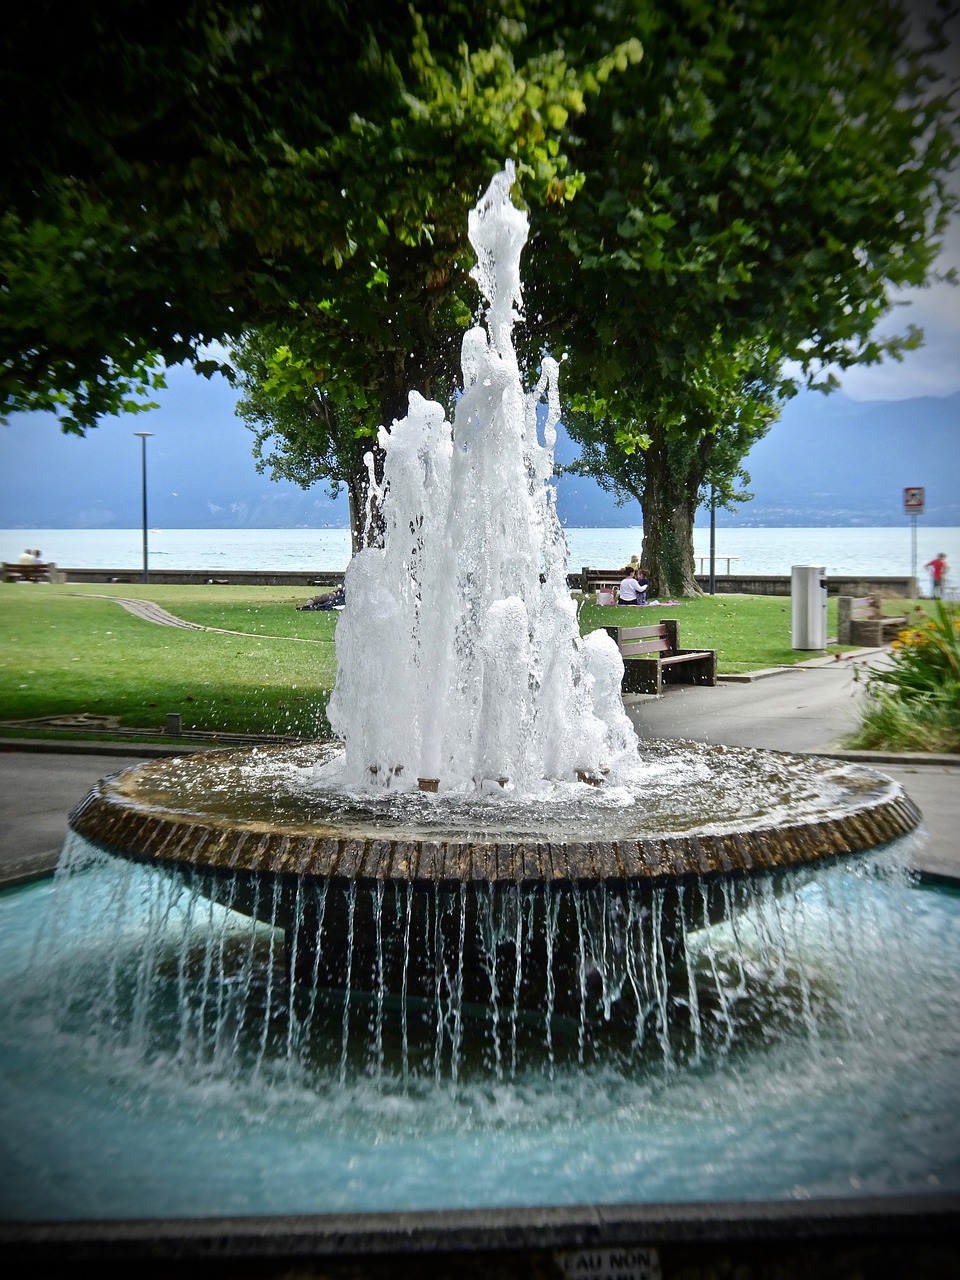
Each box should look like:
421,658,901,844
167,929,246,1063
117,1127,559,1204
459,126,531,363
791,565,828,649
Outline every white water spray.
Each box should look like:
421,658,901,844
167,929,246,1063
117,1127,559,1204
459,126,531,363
327,162,637,794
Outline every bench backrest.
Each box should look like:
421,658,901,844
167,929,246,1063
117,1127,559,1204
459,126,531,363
581,566,631,591
3,561,51,576
850,595,900,620
604,619,679,656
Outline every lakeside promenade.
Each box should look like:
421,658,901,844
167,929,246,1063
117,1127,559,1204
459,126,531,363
18,565,920,598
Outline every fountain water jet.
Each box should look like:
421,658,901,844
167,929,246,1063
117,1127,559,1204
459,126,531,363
326,163,633,796
62,163,921,1074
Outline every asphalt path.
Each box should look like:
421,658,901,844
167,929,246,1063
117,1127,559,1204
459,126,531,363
0,746,155,886
628,661,870,754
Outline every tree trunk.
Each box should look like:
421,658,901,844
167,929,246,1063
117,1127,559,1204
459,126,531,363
640,431,702,598
346,444,386,552
345,364,409,552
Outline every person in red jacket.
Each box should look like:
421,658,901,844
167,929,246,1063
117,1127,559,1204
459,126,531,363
924,552,948,598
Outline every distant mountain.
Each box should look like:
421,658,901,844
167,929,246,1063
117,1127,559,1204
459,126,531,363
556,388,960,528
0,368,957,528
0,366,349,530
725,389,960,527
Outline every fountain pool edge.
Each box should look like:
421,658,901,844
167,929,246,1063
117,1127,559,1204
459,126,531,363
65,741,923,886
2,1194,959,1273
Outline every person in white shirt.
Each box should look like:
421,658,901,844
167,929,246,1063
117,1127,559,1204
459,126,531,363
618,567,644,605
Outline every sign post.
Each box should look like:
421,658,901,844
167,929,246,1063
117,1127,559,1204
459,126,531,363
903,487,925,585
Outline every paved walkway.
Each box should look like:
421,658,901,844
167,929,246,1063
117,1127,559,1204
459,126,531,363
91,595,205,628
70,593,328,642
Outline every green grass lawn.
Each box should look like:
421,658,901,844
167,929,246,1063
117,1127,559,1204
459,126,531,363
576,592,925,673
0,583,336,739
0,582,926,742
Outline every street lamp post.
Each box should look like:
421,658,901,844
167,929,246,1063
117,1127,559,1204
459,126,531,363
134,432,154,583
708,483,717,595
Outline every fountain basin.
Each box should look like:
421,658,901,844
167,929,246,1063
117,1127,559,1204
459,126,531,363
2,847,959,1230
60,740,924,1040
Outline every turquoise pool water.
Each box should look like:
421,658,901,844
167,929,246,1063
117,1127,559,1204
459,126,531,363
1,842,958,1222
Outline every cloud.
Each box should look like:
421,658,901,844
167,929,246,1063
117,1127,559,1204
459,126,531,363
838,277,960,401
838,202,960,400
829,4,960,401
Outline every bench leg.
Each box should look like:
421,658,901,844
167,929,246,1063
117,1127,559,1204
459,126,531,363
622,658,662,697
850,620,883,647
662,654,717,688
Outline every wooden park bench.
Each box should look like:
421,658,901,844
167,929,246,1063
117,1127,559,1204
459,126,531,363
603,619,717,697
836,595,909,647
3,561,53,583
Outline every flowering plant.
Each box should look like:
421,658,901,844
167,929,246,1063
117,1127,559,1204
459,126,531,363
849,598,960,753
876,598,960,700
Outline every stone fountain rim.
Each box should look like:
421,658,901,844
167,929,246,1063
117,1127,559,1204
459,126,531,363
66,740,923,886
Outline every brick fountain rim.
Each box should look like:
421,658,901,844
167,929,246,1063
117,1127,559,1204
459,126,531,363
67,739,922,886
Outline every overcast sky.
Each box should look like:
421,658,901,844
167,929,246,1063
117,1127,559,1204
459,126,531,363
833,201,960,401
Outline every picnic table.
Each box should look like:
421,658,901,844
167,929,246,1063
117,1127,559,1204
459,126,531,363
695,554,740,574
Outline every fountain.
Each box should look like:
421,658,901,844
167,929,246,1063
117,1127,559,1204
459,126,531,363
63,163,917,1052
2,166,958,1256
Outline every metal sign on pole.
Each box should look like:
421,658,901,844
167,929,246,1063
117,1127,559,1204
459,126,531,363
903,487,924,585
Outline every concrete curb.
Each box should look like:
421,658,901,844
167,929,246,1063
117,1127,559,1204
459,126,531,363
2,1194,959,1265
3,734,956,769
719,646,888,682
0,738,207,758
818,749,960,767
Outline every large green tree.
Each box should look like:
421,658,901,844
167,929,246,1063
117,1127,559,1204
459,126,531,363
0,0,605,434
221,14,641,548
522,0,958,594
563,337,782,593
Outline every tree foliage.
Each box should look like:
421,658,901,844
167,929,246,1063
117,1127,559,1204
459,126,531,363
221,7,640,545
0,0,601,433
232,326,373,550
523,0,959,593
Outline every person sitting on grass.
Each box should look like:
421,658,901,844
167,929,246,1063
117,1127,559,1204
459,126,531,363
618,566,645,606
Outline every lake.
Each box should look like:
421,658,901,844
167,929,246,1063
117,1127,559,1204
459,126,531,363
2,526,958,585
